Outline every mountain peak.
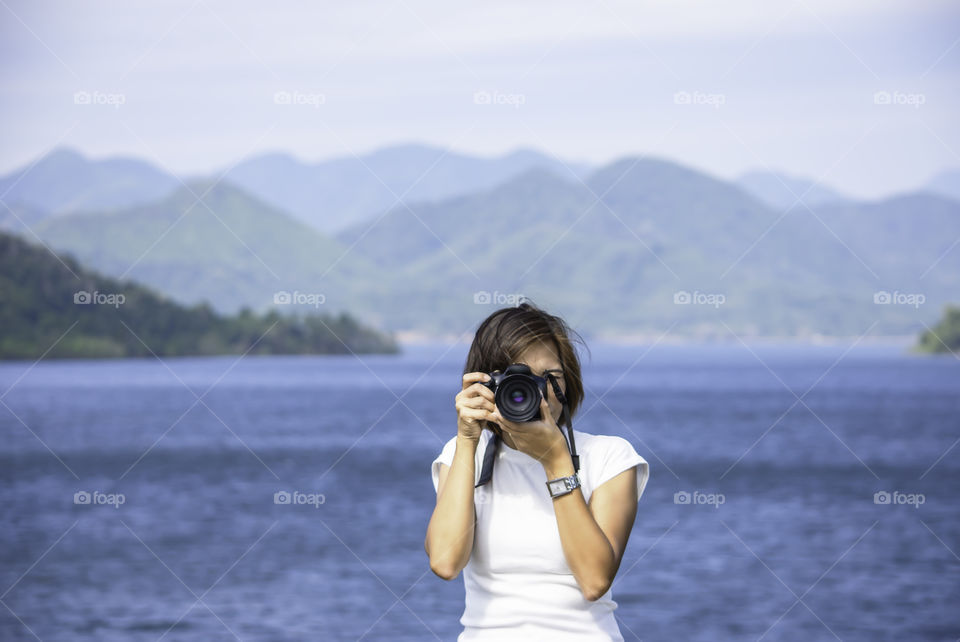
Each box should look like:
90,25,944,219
736,169,848,210
37,146,87,167
496,165,578,190
923,168,960,203
365,143,447,163
500,147,550,162
0,146,178,215
587,155,729,195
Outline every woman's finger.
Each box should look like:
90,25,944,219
490,410,515,431
459,407,493,420
457,379,494,403
461,372,491,390
466,382,495,401
540,391,552,419
459,396,495,411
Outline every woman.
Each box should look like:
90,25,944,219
425,302,650,641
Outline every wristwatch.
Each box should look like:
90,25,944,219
546,472,581,498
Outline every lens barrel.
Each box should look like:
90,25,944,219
486,364,545,422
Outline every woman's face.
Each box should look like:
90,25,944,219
514,340,565,425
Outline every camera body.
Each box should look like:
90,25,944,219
482,363,548,423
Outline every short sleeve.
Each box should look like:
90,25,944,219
593,435,650,502
431,436,458,493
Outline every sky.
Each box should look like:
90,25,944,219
1,0,958,199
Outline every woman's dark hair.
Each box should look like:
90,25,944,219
464,301,588,428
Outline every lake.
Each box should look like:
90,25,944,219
1,343,958,641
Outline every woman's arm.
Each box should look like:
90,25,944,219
543,454,640,601
424,435,480,580
492,392,640,601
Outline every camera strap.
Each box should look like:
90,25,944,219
547,373,580,474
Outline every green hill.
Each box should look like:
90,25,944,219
916,305,960,354
0,231,397,359
32,179,397,327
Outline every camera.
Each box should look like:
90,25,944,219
483,363,548,423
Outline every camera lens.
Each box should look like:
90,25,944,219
496,375,541,422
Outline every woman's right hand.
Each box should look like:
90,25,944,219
456,372,497,440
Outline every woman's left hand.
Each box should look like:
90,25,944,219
491,392,569,465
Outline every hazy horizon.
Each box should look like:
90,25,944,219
2,0,958,200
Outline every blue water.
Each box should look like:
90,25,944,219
0,343,958,641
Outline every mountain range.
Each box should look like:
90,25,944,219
220,144,593,233
1,146,957,339
0,145,591,235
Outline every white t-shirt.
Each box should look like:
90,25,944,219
431,428,650,641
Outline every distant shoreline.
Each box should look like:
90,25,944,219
394,331,919,348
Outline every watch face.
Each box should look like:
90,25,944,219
548,477,579,495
